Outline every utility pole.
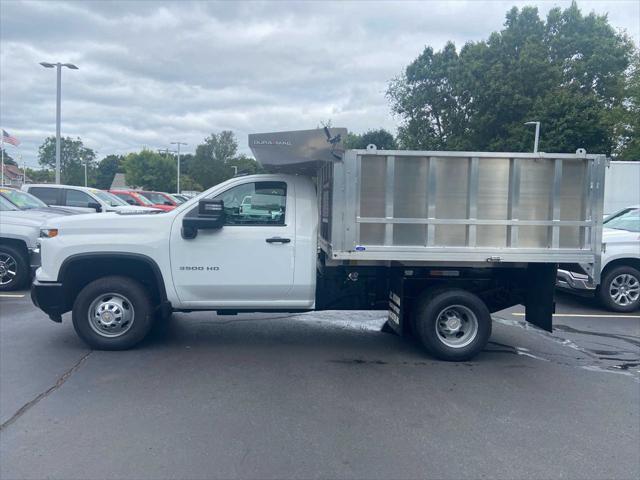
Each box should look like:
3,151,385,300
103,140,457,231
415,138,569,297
40,62,79,184
20,154,25,186
524,121,541,153
170,142,187,193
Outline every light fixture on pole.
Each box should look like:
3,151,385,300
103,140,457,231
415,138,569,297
524,121,540,153
40,62,79,184
170,142,187,193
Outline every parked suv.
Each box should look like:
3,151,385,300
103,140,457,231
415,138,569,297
22,184,160,214
557,205,640,312
0,195,74,290
110,189,174,211
0,186,85,215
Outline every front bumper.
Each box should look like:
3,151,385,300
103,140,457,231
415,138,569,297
31,280,67,323
29,246,41,275
556,269,596,292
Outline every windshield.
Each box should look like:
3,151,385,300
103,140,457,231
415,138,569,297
604,207,640,232
0,188,47,209
0,195,19,211
169,194,184,204
92,190,128,207
141,191,170,205
133,192,154,206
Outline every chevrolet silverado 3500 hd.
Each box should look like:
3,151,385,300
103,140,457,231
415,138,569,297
31,128,606,361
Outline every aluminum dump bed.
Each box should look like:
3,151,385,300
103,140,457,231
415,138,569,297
250,129,606,277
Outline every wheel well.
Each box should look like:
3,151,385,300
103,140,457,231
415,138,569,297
0,238,29,258
59,255,167,311
603,258,640,276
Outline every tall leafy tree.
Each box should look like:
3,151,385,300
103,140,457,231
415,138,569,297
388,2,635,155
187,131,261,188
615,53,640,159
95,154,125,189
344,129,398,149
38,136,96,185
124,149,176,192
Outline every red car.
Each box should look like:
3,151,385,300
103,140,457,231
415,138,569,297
109,190,175,211
139,191,181,208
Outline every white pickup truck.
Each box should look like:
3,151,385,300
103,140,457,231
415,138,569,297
31,128,606,361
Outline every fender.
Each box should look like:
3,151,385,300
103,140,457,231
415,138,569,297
58,252,168,303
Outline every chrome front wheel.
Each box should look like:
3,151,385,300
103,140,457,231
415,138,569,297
88,293,136,338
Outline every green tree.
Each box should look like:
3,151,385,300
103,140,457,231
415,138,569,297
388,2,635,154
124,149,176,191
38,136,97,185
615,53,640,159
344,129,398,149
179,175,202,192
95,154,125,189
1,149,17,166
187,131,260,188
25,168,54,183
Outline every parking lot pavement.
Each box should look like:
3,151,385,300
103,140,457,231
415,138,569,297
1,291,639,480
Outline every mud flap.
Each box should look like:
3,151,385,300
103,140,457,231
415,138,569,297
386,274,404,335
524,263,557,332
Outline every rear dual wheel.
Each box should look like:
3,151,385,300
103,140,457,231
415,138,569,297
413,289,492,361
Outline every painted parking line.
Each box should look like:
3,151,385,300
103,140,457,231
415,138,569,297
511,312,640,319
0,294,26,298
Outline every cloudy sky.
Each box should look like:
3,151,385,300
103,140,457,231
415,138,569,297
1,0,638,168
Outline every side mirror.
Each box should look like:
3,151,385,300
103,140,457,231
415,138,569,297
181,199,225,239
126,199,136,205
164,201,173,206
88,202,102,212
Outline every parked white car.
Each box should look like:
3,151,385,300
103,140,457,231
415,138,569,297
22,184,161,214
557,205,640,311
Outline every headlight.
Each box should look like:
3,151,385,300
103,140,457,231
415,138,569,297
40,228,59,238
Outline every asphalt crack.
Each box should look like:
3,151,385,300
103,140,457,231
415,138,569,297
0,351,92,431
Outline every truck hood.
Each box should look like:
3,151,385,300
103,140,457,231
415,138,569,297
109,205,163,213
1,209,65,227
42,209,172,232
602,227,640,244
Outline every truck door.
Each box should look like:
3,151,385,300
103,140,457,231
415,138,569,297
170,180,296,307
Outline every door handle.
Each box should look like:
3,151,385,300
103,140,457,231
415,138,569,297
266,237,291,244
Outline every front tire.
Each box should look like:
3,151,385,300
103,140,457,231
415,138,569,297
597,266,640,312
0,244,29,291
413,289,492,361
72,276,155,350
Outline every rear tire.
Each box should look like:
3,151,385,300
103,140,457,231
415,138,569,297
413,289,491,361
0,244,29,291
597,265,640,312
72,276,155,350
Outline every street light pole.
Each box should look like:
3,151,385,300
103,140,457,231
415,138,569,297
40,62,79,184
170,142,187,193
524,121,540,153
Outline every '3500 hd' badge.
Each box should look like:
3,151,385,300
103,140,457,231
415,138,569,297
179,266,220,271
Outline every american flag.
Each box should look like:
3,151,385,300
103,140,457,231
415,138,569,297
2,129,20,146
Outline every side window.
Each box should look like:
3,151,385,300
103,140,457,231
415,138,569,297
65,189,95,208
29,187,60,205
214,181,287,226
